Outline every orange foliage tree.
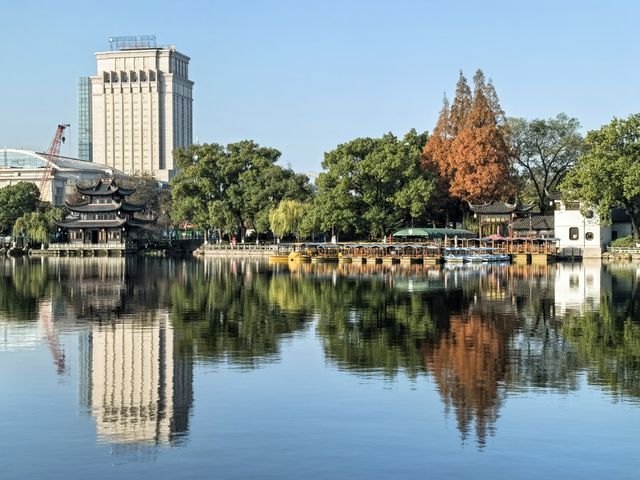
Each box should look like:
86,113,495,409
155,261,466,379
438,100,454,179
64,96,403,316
422,69,514,207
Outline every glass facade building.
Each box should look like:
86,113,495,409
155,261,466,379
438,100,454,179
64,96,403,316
77,77,92,161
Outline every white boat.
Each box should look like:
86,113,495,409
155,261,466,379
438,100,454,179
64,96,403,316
443,248,465,263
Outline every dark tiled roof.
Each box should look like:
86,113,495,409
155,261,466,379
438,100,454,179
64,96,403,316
468,201,534,214
56,217,155,229
512,215,554,231
55,218,128,228
76,177,135,196
611,207,630,223
65,200,123,213
547,190,563,200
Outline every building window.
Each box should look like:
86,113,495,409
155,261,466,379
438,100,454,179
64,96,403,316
569,227,579,240
585,232,594,241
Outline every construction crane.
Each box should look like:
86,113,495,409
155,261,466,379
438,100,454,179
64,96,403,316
39,124,70,202
38,299,66,374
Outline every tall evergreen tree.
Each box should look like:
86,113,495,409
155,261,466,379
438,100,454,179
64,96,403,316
450,71,473,136
449,77,514,203
484,78,506,127
421,95,452,177
421,95,458,223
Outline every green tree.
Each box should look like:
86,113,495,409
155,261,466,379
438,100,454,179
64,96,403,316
509,114,584,212
121,172,161,214
312,129,434,239
13,207,63,245
561,113,640,238
269,200,307,241
171,141,311,241
0,182,40,235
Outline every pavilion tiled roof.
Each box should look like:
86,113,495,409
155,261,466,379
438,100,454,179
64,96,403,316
468,201,534,214
65,200,124,213
511,215,554,231
76,177,136,197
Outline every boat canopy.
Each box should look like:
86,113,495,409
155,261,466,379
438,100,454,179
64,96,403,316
392,227,475,239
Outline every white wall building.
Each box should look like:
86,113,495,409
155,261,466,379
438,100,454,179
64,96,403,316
89,39,193,182
554,200,632,258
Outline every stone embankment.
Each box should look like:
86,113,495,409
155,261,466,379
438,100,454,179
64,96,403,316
602,247,640,261
194,243,276,257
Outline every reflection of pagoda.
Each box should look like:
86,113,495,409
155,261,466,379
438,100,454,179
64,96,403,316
57,177,154,246
79,312,193,447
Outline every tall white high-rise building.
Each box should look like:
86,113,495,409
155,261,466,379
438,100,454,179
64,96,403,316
88,36,193,182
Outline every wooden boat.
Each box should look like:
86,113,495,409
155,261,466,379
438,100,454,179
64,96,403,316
288,251,311,262
268,254,290,264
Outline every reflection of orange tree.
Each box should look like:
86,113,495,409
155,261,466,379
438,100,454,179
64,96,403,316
423,312,513,447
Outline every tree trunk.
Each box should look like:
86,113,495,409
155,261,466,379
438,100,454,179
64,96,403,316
631,209,640,239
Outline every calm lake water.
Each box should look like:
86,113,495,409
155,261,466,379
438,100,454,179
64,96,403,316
1,257,639,479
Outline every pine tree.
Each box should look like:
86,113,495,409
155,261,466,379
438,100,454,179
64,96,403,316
421,95,457,222
484,79,506,127
450,71,473,136
421,94,452,177
449,81,514,203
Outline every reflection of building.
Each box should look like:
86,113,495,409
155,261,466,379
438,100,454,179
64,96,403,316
79,312,192,446
85,36,194,181
554,199,632,258
554,260,608,316
0,319,40,351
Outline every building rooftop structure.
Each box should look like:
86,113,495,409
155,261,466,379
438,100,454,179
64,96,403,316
468,201,534,215
0,148,123,205
85,36,193,182
468,200,535,238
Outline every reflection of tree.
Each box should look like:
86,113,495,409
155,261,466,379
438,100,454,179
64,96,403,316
316,278,441,378
171,260,310,367
423,313,512,447
562,267,640,399
0,258,60,321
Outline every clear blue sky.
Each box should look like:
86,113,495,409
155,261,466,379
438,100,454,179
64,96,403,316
1,0,639,173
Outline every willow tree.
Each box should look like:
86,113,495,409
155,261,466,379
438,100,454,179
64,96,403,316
269,200,307,241
13,208,62,245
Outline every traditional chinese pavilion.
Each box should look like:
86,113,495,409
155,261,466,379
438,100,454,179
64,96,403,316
468,201,534,237
57,177,155,246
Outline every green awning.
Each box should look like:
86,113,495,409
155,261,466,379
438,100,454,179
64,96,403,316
392,227,475,239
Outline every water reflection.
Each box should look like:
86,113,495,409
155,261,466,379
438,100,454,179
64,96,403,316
1,257,640,451
79,313,192,448
171,259,311,367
